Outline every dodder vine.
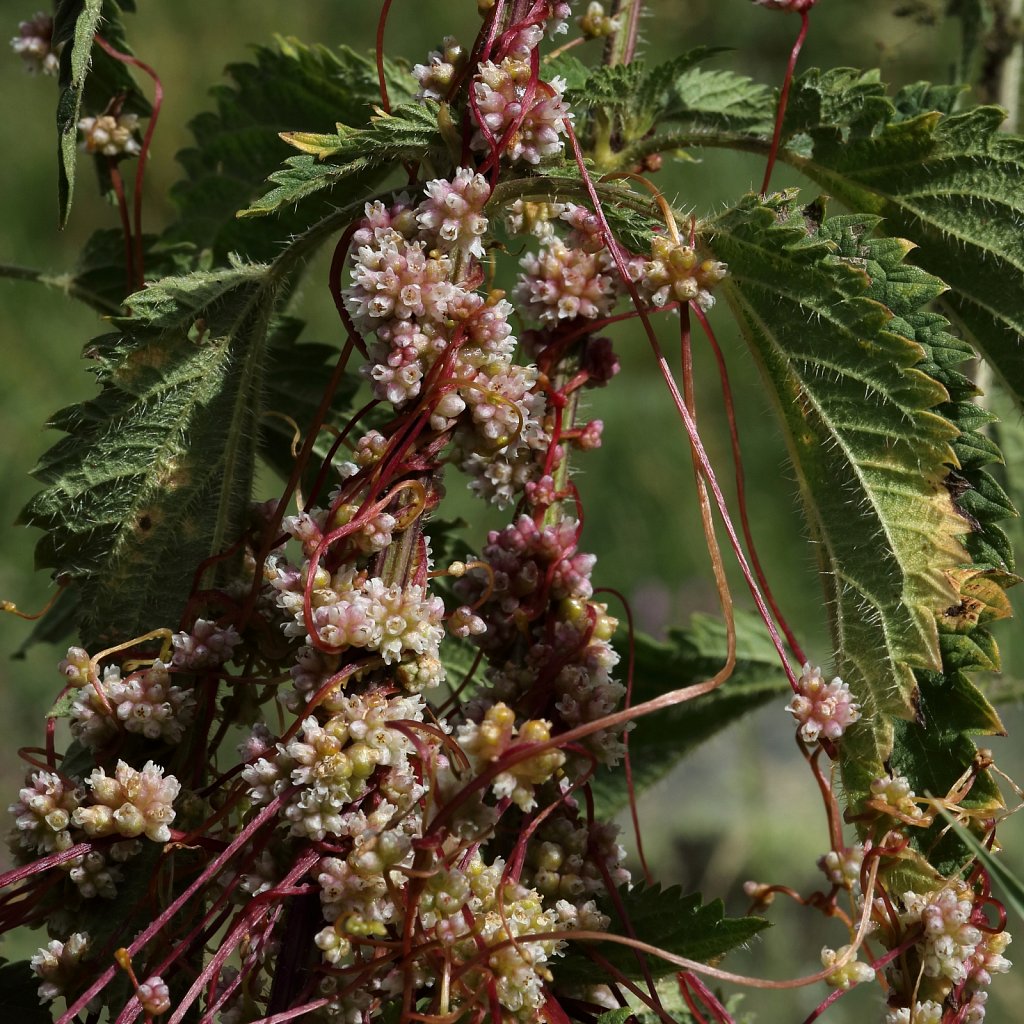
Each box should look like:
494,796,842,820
2,3,1023,1023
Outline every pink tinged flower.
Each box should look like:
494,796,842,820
515,239,618,325
8,770,82,855
11,12,59,75
345,232,453,327
471,59,573,166
412,36,464,100
73,760,180,844
417,167,491,258
31,932,91,1004
171,618,241,670
785,662,861,742
138,976,171,1016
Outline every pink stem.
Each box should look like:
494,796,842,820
760,11,809,197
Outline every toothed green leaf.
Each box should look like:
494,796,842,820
53,0,147,227
712,193,969,800
556,884,768,985
19,263,281,645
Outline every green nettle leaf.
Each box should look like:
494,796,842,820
53,0,146,226
168,38,414,262
712,193,969,799
242,102,447,220
556,884,768,985
776,71,1024,409
590,613,787,818
814,218,1012,851
19,263,280,645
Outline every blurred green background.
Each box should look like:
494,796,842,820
1,1,1022,1020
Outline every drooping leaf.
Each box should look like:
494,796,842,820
556,883,768,986
590,612,788,818
242,102,446,221
53,0,147,226
711,193,969,800
19,262,281,645
167,38,414,262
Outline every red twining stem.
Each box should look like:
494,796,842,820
376,0,395,114
760,10,810,197
94,35,163,291
690,302,805,663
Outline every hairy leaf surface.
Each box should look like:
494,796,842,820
242,102,445,220
778,71,1024,408
168,38,413,262
53,0,146,226
557,883,767,985
20,263,280,644
713,194,968,795
591,613,787,817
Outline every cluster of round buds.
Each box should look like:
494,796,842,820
786,661,861,743
69,659,196,747
638,235,728,312
31,932,91,1005
818,842,865,889
869,773,925,821
7,770,82,856
314,827,412,963
522,813,629,906
412,35,465,100
77,113,142,158
11,11,59,74
471,59,572,165
543,1,574,34
274,564,446,667
885,1003,943,1024
579,2,621,39
515,238,619,324
417,166,491,259
898,884,1010,988
170,618,241,670
455,703,566,810
242,691,426,841
821,945,875,990
72,759,180,843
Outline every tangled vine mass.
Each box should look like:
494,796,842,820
3,2,1023,1024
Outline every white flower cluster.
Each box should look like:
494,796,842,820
272,563,445,666
70,659,196,747
7,770,82,856
78,113,142,158
171,618,242,670
10,11,59,74
786,661,861,744
73,760,180,844
242,691,425,841
31,932,91,1004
